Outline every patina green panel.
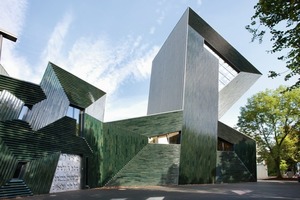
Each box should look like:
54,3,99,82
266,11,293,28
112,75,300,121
216,151,255,183
84,114,148,187
218,121,257,180
0,138,17,186
0,74,46,105
0,118,91,161
101,123,148,185
50,63,105,108
179,127,217,184
107,111,183,137
83,114,104,188
23,153,60,194
0,117,92,194
234,139,256,180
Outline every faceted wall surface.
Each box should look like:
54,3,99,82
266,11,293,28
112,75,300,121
147,11,188,115
179,26,219,184
217,121,257,182
147,8,261,184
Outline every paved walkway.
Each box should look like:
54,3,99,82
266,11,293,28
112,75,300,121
15,180,300,200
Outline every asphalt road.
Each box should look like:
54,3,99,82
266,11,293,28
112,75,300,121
15,180,300,200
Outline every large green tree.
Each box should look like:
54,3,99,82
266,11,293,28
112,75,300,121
246,0,300,89
237,86,300,178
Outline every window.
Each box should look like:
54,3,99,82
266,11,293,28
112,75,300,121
13,162,27,179
218,138,234,151
204,43,238,91
18,105,29,120
67,105,84,136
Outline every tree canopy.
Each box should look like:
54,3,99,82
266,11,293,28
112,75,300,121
246,0,300,89
237,86,300,178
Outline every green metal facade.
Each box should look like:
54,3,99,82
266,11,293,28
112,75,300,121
0,7,260,199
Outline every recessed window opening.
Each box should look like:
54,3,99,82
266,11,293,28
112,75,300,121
18,105,29,120
149,132,181,144
67,106,80,123
67,105,85,137
13,162,27,179
217,137,234,151
204,43,238,91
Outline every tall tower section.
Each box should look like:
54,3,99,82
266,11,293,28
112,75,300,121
147,8,261,184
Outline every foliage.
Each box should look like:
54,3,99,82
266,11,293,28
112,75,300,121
280,160,288,172
281,130,300,167
237,86,300,178
246,0,300,89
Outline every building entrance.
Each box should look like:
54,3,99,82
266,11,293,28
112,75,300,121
49,154,82,193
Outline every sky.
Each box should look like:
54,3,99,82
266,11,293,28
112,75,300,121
0,0,296,127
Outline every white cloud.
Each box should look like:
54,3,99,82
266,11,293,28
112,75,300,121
149,26,156,35
0,3,159,122
0,0,27,36
41,12,73,70
197,0,202,6
104,97,148,122
37,12,159,121
0,0,31,80
57,35,158,96
156,8,166,25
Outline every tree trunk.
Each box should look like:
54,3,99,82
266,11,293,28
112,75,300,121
274,157,282,179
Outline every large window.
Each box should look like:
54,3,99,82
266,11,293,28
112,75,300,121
67,105,84,136
218,137,234,151
13,162,27,179
18,105,29,120
204,43,238,91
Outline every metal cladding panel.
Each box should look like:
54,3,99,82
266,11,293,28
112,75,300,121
219,72,261,118
147,10,189,115
0,74,46,106
23,153,60,194
85,95,106,121
0,137,17,186
0,64,9,76
50,63,106,109
107,111,183,138
0,117,92,161
218,121,257,181
179,26,219,184
0,90,24,121
188,8,261,75
24,65,70,130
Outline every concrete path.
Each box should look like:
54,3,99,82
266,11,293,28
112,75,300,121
14,180,300,200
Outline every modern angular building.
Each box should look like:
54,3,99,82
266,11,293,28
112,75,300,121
0,8,261,198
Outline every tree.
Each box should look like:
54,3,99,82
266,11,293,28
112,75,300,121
246,0,300,89
237,86,300,178
281,129,300,172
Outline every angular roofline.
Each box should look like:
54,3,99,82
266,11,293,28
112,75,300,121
48,62,106,109
187,7,261,75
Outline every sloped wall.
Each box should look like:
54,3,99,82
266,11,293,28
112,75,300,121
218,121,257,180
24,65,69,131
23,153,60,194
106,144,180,186
0,138,17,186
84,114,148,187
216,151,256,183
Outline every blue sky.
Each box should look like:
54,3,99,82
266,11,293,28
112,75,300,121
0,0,296,126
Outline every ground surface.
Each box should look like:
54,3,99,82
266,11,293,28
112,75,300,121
13,180,300,200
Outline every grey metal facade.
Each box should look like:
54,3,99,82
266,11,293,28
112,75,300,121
0,64,9,76
147,11,188,115
24,64,70,130
0,90,24,121
147,8,262,184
